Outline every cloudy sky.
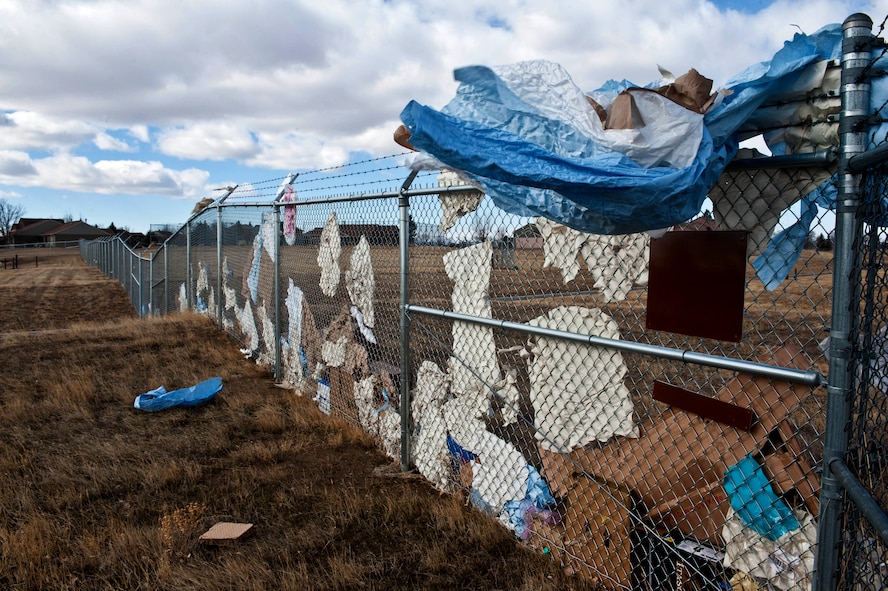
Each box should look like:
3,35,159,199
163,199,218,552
1,0,885,234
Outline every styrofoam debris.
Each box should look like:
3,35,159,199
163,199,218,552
412,361,452,491
322,336,349,368
178,283,187,313
536,217,584,283
196,261,215,316
443,393,527,511
257,303,276,365
437,170,485,232
237,299,260,353
247,229,262,302
722,508,816,591
493,368,521,424
443,241,500,399
579,232,649,302
261,212,277,262
345,235,375,328
529,306,636,452
317,212,341,297
285,279,304,364
354,375,378,431
710,156,832,256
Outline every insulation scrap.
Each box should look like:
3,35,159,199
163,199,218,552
237,300,260,352
709,150,833,256
443,394,528,512
537,217,649,301
443,241,500,399
343,342,370,376
528,306,635,452
412,361,452,491
536,217,584,283
579,232,649,301
285,279,304,361
354,375,378,432
260,212,277,262
317,212,341,297
221,257,237,331
722,508,816,591
257,303,275,364
493,368,521,424
345,236,376,328
178,283,187,313
437,169,485,232
247,229,262,302
196,261,215,315
322,336,348,368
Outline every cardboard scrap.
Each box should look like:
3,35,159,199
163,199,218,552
541,343,819,546
199,522,254,546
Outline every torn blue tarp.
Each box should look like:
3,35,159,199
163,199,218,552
400,24,847,287
134,377,223,412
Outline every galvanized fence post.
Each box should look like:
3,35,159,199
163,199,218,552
815,12,874,591
217,202,224,330
399,170,418,472
186,221,192,312
273,203,282,384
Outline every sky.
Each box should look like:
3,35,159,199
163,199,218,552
1,0,886,234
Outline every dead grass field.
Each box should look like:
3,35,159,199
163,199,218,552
0,249,596,591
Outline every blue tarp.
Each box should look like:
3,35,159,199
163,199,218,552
134,376,223,412
400,24,849,288
724,454,800,541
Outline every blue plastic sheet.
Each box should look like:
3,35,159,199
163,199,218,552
400,24,849,287
723,454,799,541
134,376,223,412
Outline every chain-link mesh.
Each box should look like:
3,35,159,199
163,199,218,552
836,156,888,591
405,164,832,589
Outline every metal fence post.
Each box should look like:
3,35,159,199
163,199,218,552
814,13,873,591
217,203,223,329
399,170,418,472
164,244,169,315
273,204,282,384
186,221,192,312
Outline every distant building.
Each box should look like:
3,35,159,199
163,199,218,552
513,222,543,249
7,219,110,245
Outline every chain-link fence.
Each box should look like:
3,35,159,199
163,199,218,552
79,13,888,591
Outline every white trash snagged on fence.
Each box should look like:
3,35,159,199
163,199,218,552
529,305,636,452
443,240,501,398
412,360,453,490
317,212,342,297
537,217,649,301
437,169,485,232
345,235,376,328
443,392,528,512
579,231,649,302
722,507,816,591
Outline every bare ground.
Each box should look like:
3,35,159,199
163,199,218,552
0,249,595,591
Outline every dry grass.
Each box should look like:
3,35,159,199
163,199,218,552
0,250,593,591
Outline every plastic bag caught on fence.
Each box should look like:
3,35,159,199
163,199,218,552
134,377,223,412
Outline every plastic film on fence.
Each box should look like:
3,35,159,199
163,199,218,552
404,162,834,590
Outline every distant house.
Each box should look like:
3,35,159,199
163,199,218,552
7,218,64,245
302,223,399,246
8,219,111,245
513,222,543,249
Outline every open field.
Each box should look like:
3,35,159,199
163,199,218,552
0,249,595,590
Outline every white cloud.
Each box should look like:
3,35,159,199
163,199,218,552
94,132,135,152
156,123,259,161
0,151,209,198
0,188,23,199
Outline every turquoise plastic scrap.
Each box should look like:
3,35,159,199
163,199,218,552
723,454,800,541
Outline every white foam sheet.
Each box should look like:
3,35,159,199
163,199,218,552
237,300,260,352
443,241,500,398
722,508,816,591
322,336,348,368
411,361,452,490
437,170,485,232
345,235,375,328
709,152,832,256
529,306,636,452
578,232,649,302
443,394,528,511
536,217,583,283
317,212,341,297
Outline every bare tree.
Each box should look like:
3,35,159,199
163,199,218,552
0,199,25,240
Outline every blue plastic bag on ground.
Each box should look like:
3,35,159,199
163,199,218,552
134,377,223,412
